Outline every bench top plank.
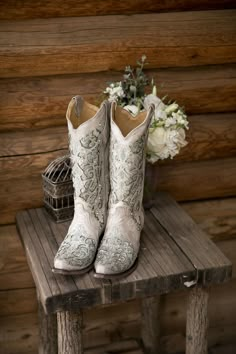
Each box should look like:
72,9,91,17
16,192,232,314
151,192,232,284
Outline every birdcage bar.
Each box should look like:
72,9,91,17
42,155,74,222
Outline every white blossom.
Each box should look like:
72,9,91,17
147,127,188,163
104,82,125,102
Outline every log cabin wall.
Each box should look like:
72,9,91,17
0,1,236,353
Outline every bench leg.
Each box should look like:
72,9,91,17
186,286,209,354
141,295,161,354
38,301,58,354
57,310,83,354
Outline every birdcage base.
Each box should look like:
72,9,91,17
44,203,74,223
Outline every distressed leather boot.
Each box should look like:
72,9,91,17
94,102,154,278
53,96,110,274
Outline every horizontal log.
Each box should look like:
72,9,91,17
0,10,236,77
1,0,235,20
182,198,236,241
154,157,236,201
178,113,236,162
1,113,236,163
1,64,236,132
0,288,37,317
0,127,68,157
1,153,236,224
0,225,34,290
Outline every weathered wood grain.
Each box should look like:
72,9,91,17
141,296,161,354
1,226,235,318
156,157,236,201
1,293,236,353
0,287,37,317
186,286,209,354
0,127,68,157
1,113,236,163
1,65,236,132
1,0,235,20
57,311,83,354
177,113,236,162
38,299,57,354
15,194,232,313
1,153,236,224
1,195,235,291
0,311,141,354
151,193,232,284
0,224,34,290
0,10,236,78
182,198,236,241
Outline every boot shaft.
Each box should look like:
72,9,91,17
67,96,110,229
109,103,154,228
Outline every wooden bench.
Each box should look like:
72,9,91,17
16,192,232,354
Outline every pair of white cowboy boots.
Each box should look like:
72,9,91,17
53,96,154,279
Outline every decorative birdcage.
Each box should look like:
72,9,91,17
42,155,74,222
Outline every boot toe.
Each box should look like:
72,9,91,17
94,237,136,275
54,234,97,271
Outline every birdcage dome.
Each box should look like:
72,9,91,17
43,155,72,184
42,155,74,222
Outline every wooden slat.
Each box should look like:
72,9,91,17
151,192,232,284
1,217,235,317
0,10,236,78
16,208,110,313
1,0,235,20
110,215,196,302
38,208,110,307
1,64,236,132
0,66,235,133
1,197,234,291
16,205,195,310
16,201,232,311
15,212,53,306
1,113,236,163
1,153,236,224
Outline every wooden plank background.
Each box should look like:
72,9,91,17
0,0,235,19
1,11,236,77
0,1,236,353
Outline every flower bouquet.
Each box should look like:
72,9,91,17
103,56,189,205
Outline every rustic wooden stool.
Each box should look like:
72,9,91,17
16,192,232,354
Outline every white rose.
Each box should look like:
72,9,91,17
147,127,167,155
165,103,178,114
123,105,139,117
144,94,166,112
175,128,187,149
147,127,188,163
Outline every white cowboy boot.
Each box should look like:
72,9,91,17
94,102,154,278
53,96,110,274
